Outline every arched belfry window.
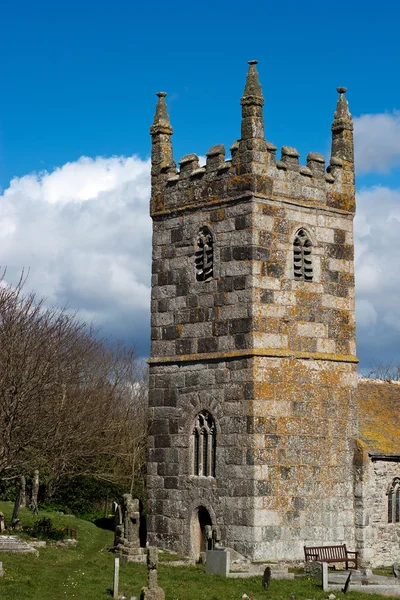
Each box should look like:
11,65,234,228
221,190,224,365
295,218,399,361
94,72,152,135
192,411,216,477
195,227,213,282
293,229,313,281
388,478,400,523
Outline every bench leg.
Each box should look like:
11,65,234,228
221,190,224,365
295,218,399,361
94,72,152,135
346,561,349,570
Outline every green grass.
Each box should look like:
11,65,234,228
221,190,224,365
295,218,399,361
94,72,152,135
0,501,399,599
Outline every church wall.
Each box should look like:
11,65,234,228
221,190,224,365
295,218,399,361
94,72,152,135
355,457,400,567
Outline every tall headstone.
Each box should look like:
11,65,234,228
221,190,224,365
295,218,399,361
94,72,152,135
140,547,165,600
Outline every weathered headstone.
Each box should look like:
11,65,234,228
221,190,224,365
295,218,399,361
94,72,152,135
140,547,165,600
19,476,26,508
0,512,5,533
393,563,400,578
305,560,323,579
262,566,271,589
0,561,3,577
113,494,145,562
205,549,230,576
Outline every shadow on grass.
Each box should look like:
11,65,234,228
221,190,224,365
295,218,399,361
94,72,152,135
94,517,115,531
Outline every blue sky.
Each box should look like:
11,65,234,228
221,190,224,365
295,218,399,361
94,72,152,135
1,0,400,369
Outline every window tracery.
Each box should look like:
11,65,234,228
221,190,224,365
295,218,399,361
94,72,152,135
192,411,216,477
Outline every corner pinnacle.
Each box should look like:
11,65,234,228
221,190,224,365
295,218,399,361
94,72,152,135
241,60,264,106
333,86,352,125
150,91,173,135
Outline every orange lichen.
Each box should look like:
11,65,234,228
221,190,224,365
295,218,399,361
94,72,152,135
357,379,400,455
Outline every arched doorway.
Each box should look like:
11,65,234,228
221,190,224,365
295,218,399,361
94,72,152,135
190,505,212,561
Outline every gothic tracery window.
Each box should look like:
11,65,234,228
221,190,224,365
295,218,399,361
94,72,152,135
293,229,313,281
192,411,216,477
388,478,400,523
195,227,213,282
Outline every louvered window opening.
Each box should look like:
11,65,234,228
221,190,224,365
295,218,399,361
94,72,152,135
388,479,400,523
293,229,313,281
195,228,213,282
192,411,216,477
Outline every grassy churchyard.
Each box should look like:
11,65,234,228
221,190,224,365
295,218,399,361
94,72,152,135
0,501,398,600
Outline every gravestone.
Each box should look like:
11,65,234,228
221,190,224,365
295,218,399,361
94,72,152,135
140,547,165,600
205,549,230,576
113,494,145,563
305,560,323,579
393,563,400,578
262,566,271,589
0,512,5,533
0,561,3,577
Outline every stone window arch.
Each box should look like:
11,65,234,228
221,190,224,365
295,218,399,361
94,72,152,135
388,478,400,523
293,228,313,281
195,227,213,282
192,411,216,477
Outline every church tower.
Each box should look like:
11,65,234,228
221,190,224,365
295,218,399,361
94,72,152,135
147,62,358,561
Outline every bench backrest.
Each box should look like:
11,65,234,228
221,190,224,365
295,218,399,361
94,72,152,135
305,545,347,561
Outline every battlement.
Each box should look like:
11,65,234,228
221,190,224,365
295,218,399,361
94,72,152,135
150,62,355,217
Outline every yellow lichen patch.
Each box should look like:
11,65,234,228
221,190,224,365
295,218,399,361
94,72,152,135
358,380,400,455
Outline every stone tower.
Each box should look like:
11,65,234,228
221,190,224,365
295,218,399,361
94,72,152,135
147,62,358,561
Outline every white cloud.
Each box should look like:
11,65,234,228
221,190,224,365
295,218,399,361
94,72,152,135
354,111,400,173
355,186,400,361
0,154,152,355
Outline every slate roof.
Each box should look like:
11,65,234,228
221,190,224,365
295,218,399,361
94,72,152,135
357,378,400,457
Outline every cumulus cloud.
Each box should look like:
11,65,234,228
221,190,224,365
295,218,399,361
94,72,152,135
355,185,400,364
0,155,152,356
354,111,400,173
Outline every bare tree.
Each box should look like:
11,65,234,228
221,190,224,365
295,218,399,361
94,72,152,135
0,276,148,493
362,362,400,381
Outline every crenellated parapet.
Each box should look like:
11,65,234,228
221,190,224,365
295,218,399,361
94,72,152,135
150,63,355,217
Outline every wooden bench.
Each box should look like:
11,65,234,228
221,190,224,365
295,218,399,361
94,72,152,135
304,544,359,570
